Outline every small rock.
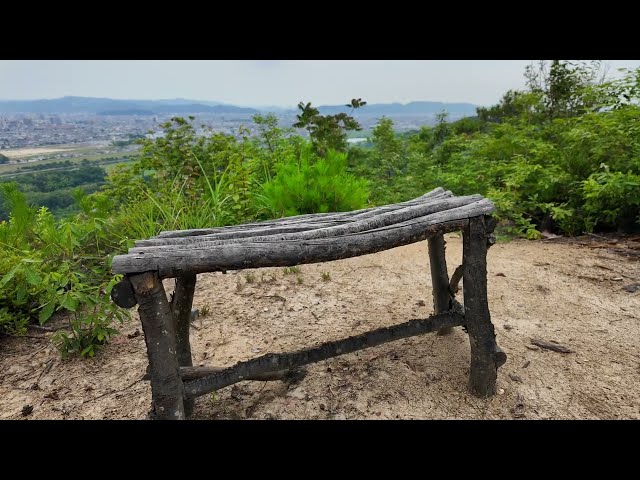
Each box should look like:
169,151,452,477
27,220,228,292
289,388,306,400
509,374,523,383
263,307,269,312
319,403,326,411
526,345,539,351
498,388,505,395
127,329,141,339
522,361,531,369
504,324,513,331
611,277,623,281
623,283,640,293
496,272,506,277
512,393,526,418
416,300,426,307
21,405,33,417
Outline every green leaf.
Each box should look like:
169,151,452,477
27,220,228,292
0,265,19,287
61,296,79,312
24,268,42,286
81,345,94,357
39,302,56,324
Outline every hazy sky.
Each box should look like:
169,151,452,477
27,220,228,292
1,60,639,107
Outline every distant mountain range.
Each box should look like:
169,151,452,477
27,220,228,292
0,96,478,117
0,97,258,115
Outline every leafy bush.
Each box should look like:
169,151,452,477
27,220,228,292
0,183,128,356
260,144,370,216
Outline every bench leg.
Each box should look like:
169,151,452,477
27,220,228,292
428,234,453,335
463,216,505,398
171,273,197,417
130,271,185,420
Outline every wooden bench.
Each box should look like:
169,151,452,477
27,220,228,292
111,187,506,419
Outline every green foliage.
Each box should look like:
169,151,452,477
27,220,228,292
0,165,107,219
321,272,331,282
582,167,640,232
283,266,301,275
293,99,366,155
0,184,128,354
355,65,640,237
260,144,369,217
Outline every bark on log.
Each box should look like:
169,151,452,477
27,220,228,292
133,192,472,249
448,264,464,295
113,200,496,277
130,271,185,420
110,276,137,308
179,366,305,382
171,273,196,416
154,188,450,239
463,216,504,398
428,234,453,336
183,311,465,399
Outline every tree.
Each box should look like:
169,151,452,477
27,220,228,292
525,60,608,119
371,117,405,178
293,99,366,156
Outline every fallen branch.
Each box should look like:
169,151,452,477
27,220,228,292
530,339,573,353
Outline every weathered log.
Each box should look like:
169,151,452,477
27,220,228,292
183,311,465,399
154,187,451,239
179,366,305,382
130,271,185,420
171,273,196,416
449,264,464,295
133,192,475,250
428,234,453,335
463,216,504,398
110,276,137,308
113,200,496,277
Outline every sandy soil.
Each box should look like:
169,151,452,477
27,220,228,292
1,142,107,160
1,234,639,420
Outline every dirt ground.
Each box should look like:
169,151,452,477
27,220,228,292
1,234,639,420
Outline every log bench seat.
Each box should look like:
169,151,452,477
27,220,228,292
111,187,506,419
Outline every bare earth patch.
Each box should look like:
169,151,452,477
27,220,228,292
1,234,639,420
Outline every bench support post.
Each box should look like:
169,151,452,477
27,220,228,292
428,234,453,335
171,273,197,417
130,271,185,420
463,216,504,397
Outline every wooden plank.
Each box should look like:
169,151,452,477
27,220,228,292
184,311,465,399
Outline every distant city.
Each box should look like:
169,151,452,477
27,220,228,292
0,96,479,151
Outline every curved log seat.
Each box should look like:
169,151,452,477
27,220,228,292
112,188,495,277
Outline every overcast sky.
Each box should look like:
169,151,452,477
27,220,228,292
1,60,639,107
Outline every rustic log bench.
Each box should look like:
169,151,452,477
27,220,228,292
110,187,506,419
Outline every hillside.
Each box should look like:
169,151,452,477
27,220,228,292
1,235,638,419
